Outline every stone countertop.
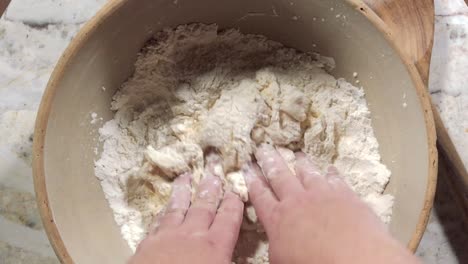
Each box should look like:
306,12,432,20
0,0,466,263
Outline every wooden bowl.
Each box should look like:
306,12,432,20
33,0,437,263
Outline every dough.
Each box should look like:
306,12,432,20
95,24,393,263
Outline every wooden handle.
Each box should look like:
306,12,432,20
0,0,10,17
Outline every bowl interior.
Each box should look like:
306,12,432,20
37,0,431,263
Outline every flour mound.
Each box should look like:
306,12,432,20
95,23,393,263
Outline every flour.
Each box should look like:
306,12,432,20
94,23,393,263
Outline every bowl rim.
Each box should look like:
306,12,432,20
32,0,437,262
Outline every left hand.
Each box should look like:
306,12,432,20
128,157,244,264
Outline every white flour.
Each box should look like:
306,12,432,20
94,24,393,263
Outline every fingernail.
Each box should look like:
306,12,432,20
294,151,307,159
197,189,210,199
255,144,277,170
295,153,321,173
211,174,222,187
325,166,345,185
171,182,190,198
176,172,192,184
241,162,256,186
201,173,221,190
327,165,340,176
223,189,240,200
256,143,275,158
205,152,222,167
205,154,224,179
149,210,164,234
168,184,190,210
171,173,191,195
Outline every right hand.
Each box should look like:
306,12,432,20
243,144,421,264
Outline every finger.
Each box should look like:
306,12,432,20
183,158,223,230
255,144,303,200
294,152,327,190
209,191,244,250
242,163,277,223
155,173,192,231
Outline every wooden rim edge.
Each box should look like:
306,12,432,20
32,1,125,263
347,0,438,252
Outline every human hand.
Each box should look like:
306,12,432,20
128,157,244,264
243,144,421,264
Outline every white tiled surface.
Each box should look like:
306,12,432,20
0,0,466,263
